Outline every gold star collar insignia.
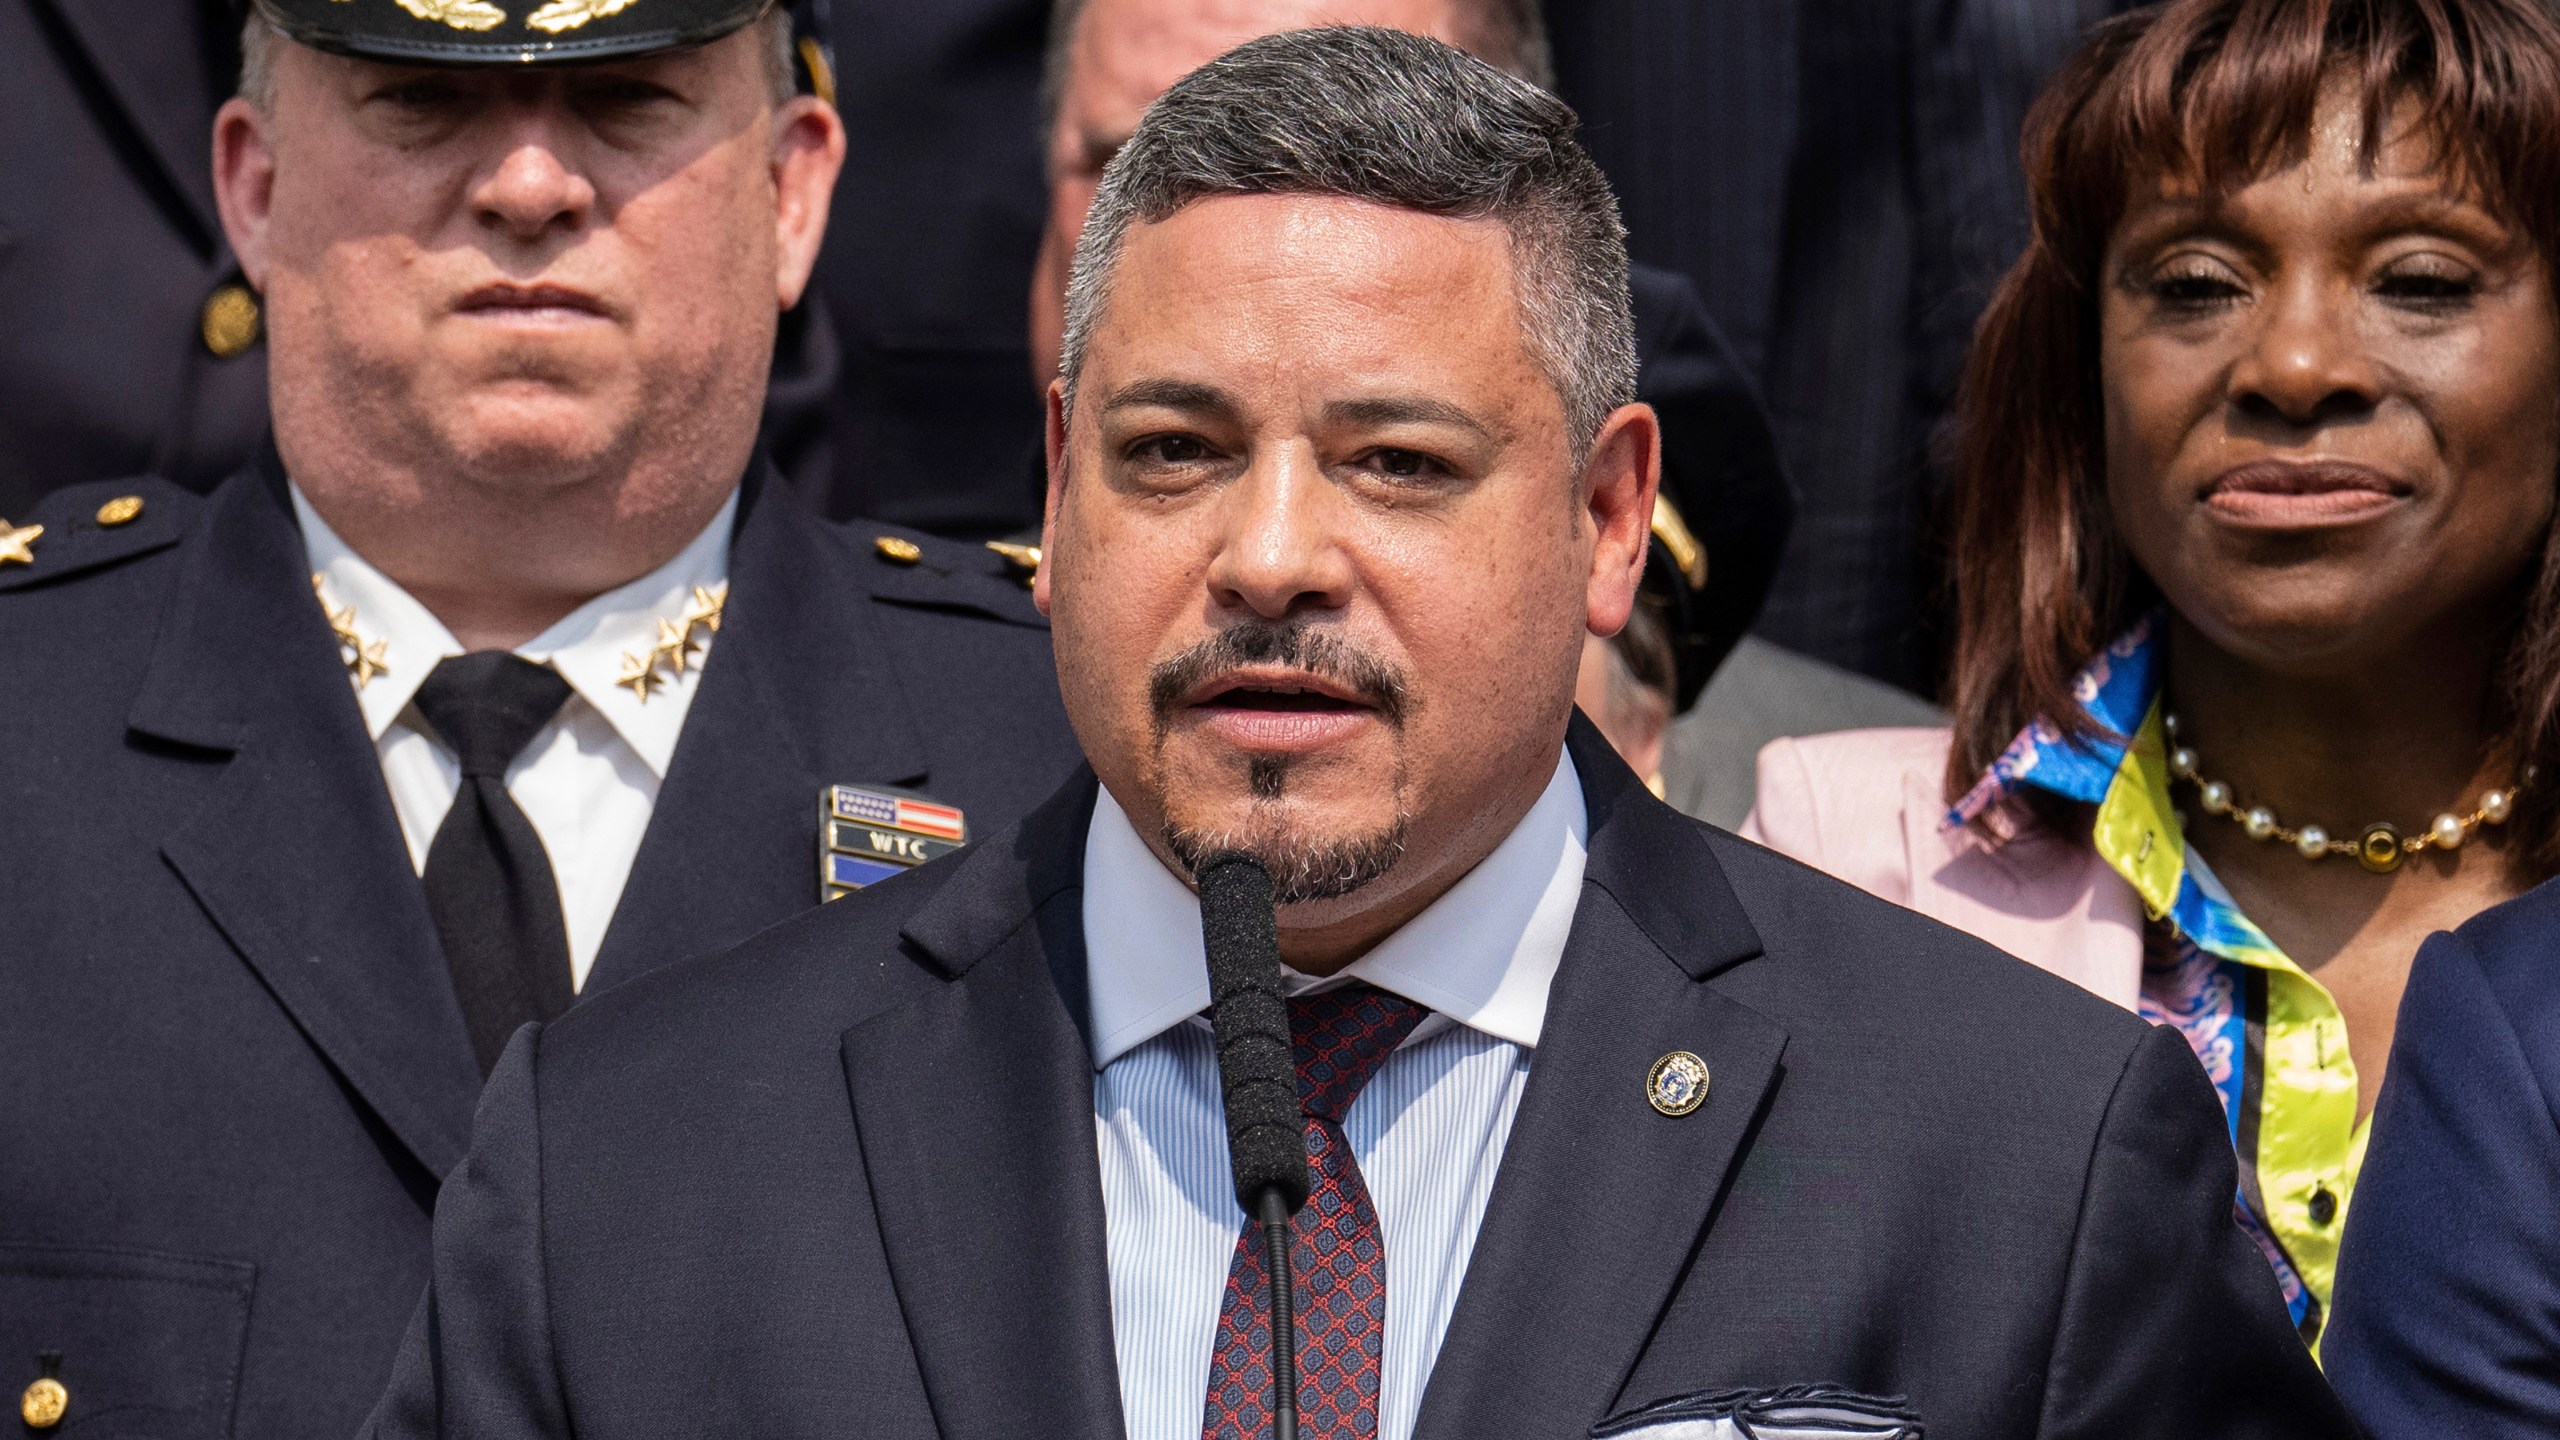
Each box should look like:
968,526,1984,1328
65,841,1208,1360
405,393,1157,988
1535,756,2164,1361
0,519,43,567
617,581,727,702
311,574,391,689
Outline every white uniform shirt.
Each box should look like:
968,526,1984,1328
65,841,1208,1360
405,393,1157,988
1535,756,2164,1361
295,486,736,990
1084,752,1587,1440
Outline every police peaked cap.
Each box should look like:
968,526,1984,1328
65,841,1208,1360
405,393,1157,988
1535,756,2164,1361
251,0,768,67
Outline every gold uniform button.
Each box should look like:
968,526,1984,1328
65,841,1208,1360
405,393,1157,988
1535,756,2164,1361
201,284,262,358
21,1376,67,1430
96,494,144,527
874,535,923,564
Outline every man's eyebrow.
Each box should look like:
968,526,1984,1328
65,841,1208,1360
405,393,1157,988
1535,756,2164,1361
1323,396,1498,441
1100,379,1237,418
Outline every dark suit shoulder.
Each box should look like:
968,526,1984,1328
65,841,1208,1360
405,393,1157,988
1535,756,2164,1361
2445,872,2560,998
837,517,1046,628
1702,823,2152,1070
2420,875,2560,1096
0,476,199,595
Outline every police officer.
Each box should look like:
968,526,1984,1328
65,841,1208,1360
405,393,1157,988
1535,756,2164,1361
0,0,841,518
0,2,1078,1434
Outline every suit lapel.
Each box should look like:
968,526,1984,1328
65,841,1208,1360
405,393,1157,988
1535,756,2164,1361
838,777,1126,1440
1413,724,1789,1439
33,0,222,246
134,465,481,1181
585,471,929,993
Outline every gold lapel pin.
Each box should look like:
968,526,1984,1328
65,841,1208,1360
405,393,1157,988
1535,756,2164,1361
1647,1051,1710,1116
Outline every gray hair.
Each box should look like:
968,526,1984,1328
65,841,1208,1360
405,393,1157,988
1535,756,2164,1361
1040,0,1556,133
237,3,797,110
1057,25,1635,457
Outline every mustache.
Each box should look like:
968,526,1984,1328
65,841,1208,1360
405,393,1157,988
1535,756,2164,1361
1146,622,1412,730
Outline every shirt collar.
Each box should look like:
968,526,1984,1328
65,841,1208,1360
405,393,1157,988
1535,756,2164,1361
1080,750,1588,1070
293,484,738,778
1943,610,2289,963
1947,610,2164,826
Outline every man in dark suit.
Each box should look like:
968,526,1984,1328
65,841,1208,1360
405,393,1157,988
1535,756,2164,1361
367,29,2344,1439
0,4,1078,1435
2324,879,2560,1437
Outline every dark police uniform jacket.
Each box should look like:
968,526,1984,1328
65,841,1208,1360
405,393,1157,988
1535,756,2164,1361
364,723,2351,1440
0,456,1082,1439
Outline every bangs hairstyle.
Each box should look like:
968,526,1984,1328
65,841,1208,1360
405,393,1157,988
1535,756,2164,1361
1944,0,2560,865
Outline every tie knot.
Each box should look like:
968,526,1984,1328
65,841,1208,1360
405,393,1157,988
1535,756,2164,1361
414,652,575,778
1290,983,1426,1124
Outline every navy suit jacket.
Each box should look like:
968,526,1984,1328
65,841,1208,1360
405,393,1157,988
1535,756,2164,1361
0,457,1081,1439
364,724,2346,1439
2326,877,2560,1437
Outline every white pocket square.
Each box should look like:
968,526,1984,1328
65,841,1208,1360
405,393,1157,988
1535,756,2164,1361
1593,1384,1923,1440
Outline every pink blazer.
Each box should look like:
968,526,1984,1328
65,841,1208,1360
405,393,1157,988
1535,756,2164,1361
1740,727,2146,1010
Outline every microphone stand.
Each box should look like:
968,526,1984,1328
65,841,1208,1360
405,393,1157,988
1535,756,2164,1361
1199,855,1310,1440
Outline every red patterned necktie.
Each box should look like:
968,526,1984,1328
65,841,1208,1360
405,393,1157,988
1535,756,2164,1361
1202,982,1428,1440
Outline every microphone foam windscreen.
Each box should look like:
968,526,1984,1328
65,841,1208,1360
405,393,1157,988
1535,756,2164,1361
1198,855,1311,1215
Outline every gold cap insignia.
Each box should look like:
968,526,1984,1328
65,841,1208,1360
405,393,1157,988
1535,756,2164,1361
389,0,505,29
526,0,638,33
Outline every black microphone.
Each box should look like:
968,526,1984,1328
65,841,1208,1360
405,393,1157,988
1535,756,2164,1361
1198,853,1309,1440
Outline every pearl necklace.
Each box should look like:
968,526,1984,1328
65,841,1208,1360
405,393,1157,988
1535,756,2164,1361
2163,713,2516,873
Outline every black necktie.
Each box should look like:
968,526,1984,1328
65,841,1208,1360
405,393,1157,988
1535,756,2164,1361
413,652,577,1075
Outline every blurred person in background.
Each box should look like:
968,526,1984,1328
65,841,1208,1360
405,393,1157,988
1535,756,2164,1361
790,0,1066,536
1549,0,2134,694
1031,0,1929,822
0,1,267,513
1745,0,2560,1351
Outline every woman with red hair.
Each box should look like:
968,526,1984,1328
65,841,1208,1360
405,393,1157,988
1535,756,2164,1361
1746,0,2560,1354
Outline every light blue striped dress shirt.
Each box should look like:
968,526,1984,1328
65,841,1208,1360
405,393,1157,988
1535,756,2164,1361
1083,753,1588,1440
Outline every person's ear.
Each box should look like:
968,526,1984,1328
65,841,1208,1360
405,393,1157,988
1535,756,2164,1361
1035,377,1070,617
770,95,846,310
1581,402,1662,639
213,96,280,291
